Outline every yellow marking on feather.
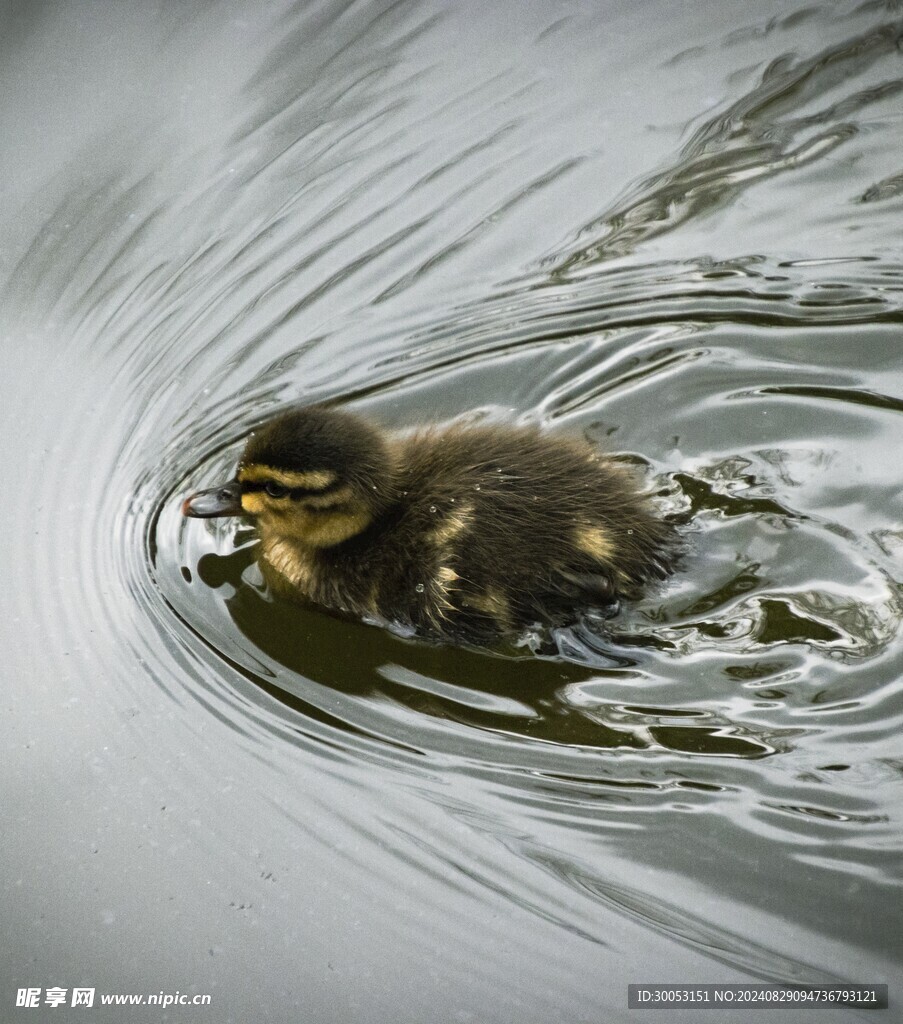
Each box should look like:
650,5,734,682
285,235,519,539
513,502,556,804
428,566,459,622
240,492,267,516
239,465,337,490
576,525,616,563
436,566,459,585
465,587,511,628
302,509,371,547
426,506,473,624
431,502,474,547
260,537,317,592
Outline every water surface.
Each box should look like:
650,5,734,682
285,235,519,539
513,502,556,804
2,2,902,1022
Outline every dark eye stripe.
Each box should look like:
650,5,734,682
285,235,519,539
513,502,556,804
300,499,346,514
242,478,342,499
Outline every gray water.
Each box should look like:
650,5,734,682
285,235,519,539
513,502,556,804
2,2,902,1022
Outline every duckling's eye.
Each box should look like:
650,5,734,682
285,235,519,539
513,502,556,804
265,481,289,498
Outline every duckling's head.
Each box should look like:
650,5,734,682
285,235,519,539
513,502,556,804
182,407,394,547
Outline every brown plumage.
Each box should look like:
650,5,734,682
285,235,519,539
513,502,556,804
182,405,675,644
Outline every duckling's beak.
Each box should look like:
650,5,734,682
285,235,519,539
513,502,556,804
181,480,244,518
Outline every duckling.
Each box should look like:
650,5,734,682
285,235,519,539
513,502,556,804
182,405,675,644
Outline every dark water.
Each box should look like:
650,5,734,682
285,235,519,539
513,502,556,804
3,2,902,1022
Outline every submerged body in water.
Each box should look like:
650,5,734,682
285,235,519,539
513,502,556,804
183,406,675,643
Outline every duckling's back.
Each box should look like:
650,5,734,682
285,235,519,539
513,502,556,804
368,422,674,641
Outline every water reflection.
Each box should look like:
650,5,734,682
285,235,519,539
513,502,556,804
547,15,903,268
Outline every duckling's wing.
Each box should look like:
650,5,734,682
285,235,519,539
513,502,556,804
557,570,617,602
